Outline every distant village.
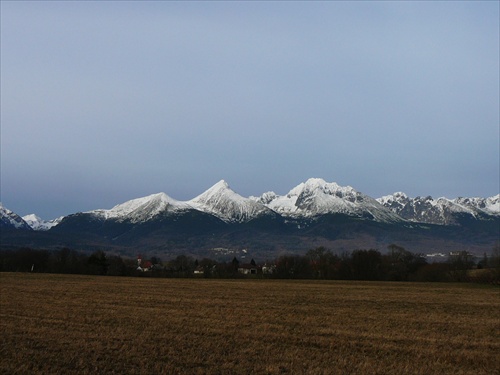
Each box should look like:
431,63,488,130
1,245,498,283
136,254,276,276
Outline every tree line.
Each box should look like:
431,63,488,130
273,245,498,283
0,244,499,283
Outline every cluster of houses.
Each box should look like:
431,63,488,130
136,255,163,272
136,255,275,275
236,262,276,275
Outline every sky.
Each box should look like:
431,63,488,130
1,1,499,220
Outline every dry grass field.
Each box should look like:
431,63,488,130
1,273,499,374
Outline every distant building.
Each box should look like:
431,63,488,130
136,255,153,271
238,264,259,275
261,263,276,275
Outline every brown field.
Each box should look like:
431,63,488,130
1,273,499,375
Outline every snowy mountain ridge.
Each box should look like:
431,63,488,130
2,179,499,230
22,214,63,231
377,193,500,225
252,178,401,222
88,192,193,223
85,181,275,224
0,203,32,230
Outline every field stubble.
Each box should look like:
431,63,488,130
0,273,499,374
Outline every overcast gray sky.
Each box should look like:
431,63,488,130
1,1,499,219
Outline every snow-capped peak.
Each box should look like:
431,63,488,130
0,203,32,230
189,180,273,223
22,213,42,223
22,214,62,231
377,192,408,206
89,192,191,223
288,178,357,198
198,179,231,196
254,178,400,222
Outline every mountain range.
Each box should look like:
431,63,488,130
1,178,499,259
